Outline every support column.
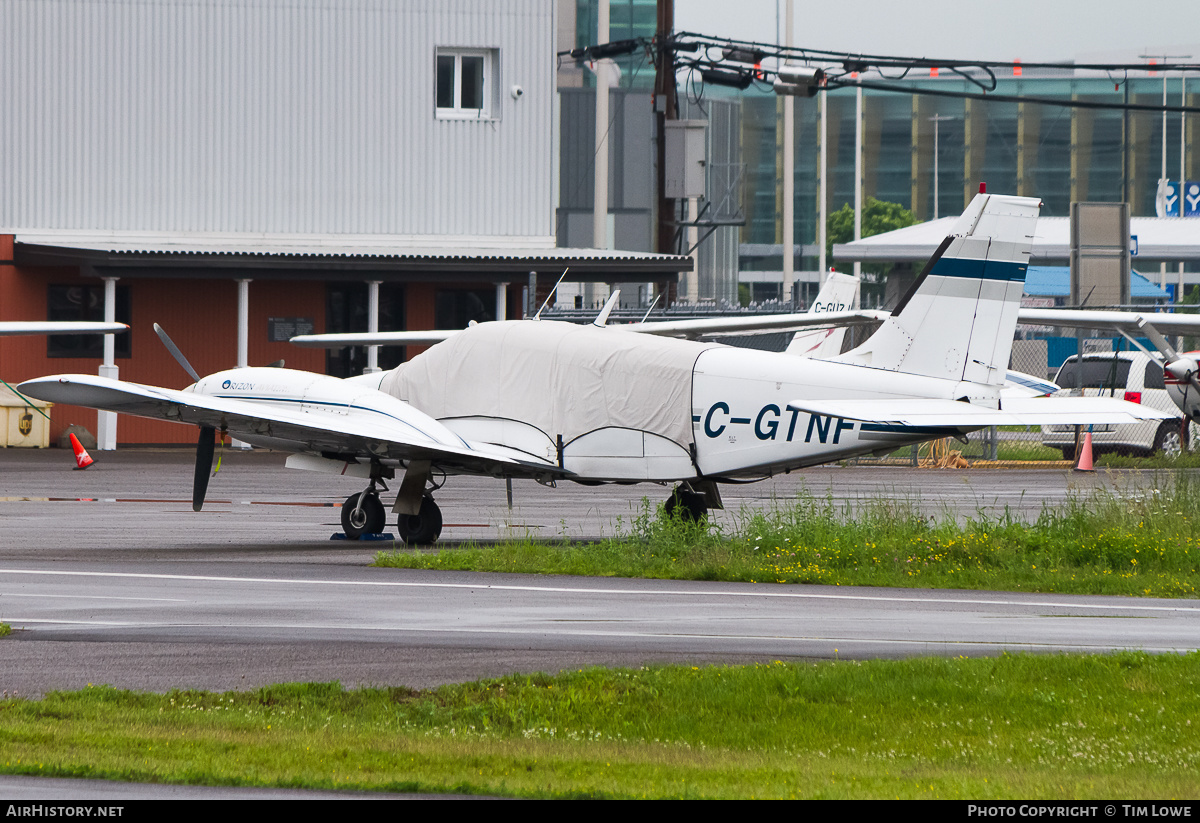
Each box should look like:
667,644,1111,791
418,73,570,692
495,282,508,321
96,274,119,451
818,88,827,284
236,279,251,368
853,84,863,303
365,280,381,373
233,278,253,449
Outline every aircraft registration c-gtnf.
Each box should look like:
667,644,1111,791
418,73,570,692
19,193,1169,544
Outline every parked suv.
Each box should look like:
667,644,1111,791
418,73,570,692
1041,351,1190,458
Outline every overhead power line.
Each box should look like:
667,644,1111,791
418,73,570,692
559,32,1200,114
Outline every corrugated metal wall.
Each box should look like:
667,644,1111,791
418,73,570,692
0,0,555,240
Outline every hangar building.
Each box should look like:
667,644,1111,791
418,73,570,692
0,0,690,446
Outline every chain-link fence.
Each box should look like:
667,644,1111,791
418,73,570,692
852,335,1193,466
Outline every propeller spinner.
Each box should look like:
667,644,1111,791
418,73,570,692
1136,317,1200,421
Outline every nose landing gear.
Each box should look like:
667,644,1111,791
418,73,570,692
341,491,386,538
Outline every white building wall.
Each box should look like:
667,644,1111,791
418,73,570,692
0,0,555,243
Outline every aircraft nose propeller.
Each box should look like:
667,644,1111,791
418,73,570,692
193,426,216,511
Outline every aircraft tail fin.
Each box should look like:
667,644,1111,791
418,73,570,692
784,271,859,358
836,193,1040,386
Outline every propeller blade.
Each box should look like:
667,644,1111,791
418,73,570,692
193,426,216,512
154,323,201,383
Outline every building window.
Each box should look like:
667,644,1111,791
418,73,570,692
436,49,496,119
435,289,494,329
47,284,131,359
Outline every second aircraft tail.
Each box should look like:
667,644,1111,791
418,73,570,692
835,192,1041,386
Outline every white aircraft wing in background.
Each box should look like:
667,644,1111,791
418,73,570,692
0,322,128,336
1016,308,1200,338
289,328,459,348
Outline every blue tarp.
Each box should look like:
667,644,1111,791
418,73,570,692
1025,266,1169,299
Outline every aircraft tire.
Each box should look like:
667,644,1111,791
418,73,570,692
342,492,386,538
1154,420,1185,457
397,496,443,545
665,488,708,523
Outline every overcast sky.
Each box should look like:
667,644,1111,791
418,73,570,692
674,0,1200,65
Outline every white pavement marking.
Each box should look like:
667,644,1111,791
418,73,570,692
1,567,1196,613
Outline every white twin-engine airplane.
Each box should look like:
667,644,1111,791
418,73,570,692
19,193,1170,544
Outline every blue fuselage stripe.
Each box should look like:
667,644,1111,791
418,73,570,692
930,257,1027,282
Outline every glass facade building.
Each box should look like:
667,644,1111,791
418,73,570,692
740,70,1197,270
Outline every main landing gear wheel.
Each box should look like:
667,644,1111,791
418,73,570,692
341,492,386,539
397,496,443,545
665,487,708,523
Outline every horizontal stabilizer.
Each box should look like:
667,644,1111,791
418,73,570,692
785,396,1172,427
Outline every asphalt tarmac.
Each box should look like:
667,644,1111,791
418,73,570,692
1,447,1195,694
2,447,1197,799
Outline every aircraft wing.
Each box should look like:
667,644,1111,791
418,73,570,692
622,310,889,339
0,322,128,336
288,311,891,348
1017,309,1200,337
18,374,554,476
785,396,1173,427
289,329,459,347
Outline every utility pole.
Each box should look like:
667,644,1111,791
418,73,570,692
1141,53,1191,295
781,0,795,306
654,0,677,303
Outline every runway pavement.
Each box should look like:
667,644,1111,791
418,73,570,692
0,447,1196,699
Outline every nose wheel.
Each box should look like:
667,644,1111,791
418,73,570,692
341,492,386,539
396,495,443,545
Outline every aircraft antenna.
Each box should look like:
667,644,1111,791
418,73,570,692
638,295,661,324
533,268,569,320
593,290,621,327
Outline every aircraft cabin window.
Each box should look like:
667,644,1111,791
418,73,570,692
435,49,496,119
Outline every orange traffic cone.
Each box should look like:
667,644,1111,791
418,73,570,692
1073,432,1094,472
69,432,94,470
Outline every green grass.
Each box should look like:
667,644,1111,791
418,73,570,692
2,654,1197,798
994,441,1067,461
1097,452,1200,469
377,472,1200,597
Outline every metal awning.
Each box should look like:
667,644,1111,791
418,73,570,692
10,231,693,282
833,216,1200,265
